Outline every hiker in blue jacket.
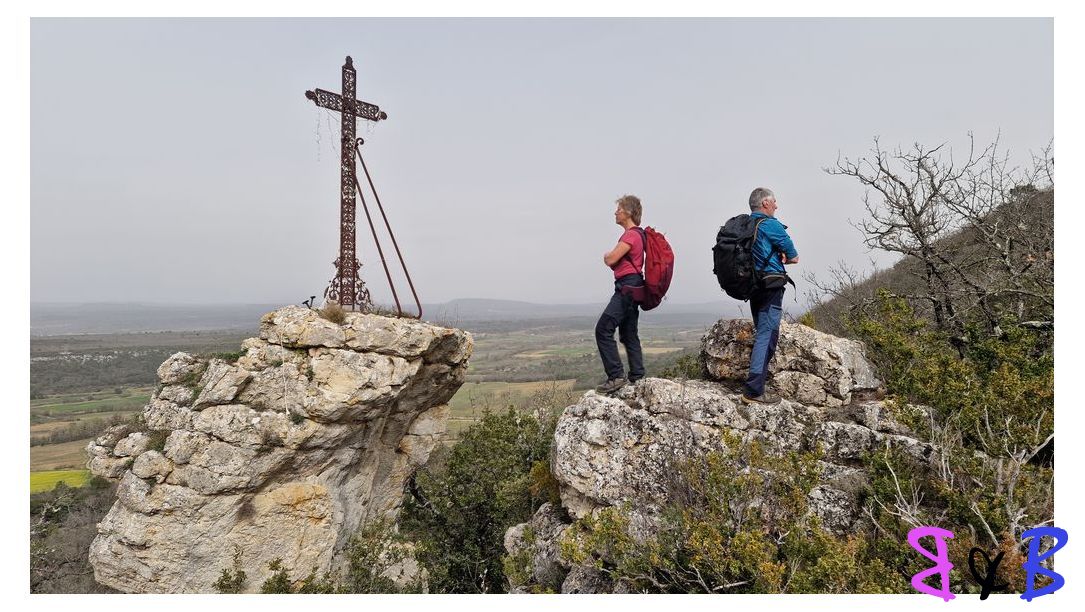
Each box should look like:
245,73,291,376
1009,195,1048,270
742,187,799,405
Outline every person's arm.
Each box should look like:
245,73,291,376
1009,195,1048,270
603,240,632,267
764,219,798,264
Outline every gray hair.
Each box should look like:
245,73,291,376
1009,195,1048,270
749,187,775,211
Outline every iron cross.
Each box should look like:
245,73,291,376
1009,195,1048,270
305,56,388,310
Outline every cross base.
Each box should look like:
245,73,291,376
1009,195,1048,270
324,257,373,311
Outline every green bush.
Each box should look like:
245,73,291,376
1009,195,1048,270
338,517,422,593
845,290,1053,544
212,547,247,594
846,291,1052,449
146,430,169,453
401,406,556,593
658,350,706,380
259,559,292,593
208,350,246,364
843,290,1052,595
796,311,818,330
30,478,118,593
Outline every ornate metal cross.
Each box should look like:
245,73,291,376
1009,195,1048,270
305,56,388,310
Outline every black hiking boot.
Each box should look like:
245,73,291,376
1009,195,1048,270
595,377,628,394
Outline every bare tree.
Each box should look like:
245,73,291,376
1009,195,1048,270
813,134,1054,339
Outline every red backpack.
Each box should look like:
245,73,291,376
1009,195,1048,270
620,226,675,310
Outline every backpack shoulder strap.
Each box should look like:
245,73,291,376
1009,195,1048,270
624,227,647,275
751,217,769,272
752,217,767,239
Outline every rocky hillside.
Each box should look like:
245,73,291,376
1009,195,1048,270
804,187,1054,337
85,306,472,593
505,319,952,593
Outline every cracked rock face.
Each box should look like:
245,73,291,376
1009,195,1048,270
86,306,472,593
506,320,941,594
550,378,926,527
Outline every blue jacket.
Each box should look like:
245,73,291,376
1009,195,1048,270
750,212,798,275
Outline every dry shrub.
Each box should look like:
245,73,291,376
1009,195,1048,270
319,300,347,324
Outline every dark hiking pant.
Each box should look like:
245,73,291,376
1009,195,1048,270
743,287,785,397
595,274,645,381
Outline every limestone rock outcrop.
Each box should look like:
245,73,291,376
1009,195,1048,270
505,319,937,594
87,306,472,593
702,319,881,406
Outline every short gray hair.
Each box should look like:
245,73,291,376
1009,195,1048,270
749,187,775,211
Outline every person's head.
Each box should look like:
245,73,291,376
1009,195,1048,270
749,187,777,216
615,194,642,226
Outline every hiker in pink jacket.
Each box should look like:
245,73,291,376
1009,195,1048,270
595,195,647,394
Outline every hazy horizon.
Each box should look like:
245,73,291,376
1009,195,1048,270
31,18,1053,308
29,296,752,336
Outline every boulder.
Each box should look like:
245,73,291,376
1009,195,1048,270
156,352,204,385
702,320,881,404
504,503,571,593
192,360,251,408
87,306,472,593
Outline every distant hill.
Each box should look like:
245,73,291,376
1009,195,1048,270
30,298,745,336
804,188,1054,337
428,298,749,321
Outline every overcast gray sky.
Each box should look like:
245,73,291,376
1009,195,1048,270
29,18,1053,308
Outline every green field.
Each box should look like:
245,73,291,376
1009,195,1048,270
30,469,91,493
30,386,151,407
445,379,581,443
31,393,150,417
31,409,138,435
449,379,576,411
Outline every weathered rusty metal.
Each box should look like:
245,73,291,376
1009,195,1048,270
305,56,387,311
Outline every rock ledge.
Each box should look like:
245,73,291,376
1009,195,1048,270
87,306,472,593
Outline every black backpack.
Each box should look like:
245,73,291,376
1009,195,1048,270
712,214,767,301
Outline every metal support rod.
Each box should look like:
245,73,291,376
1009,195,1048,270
355,140,423,319
353,153,402,316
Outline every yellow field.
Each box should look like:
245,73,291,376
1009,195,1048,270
30,438,94,471
30,469,90,493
